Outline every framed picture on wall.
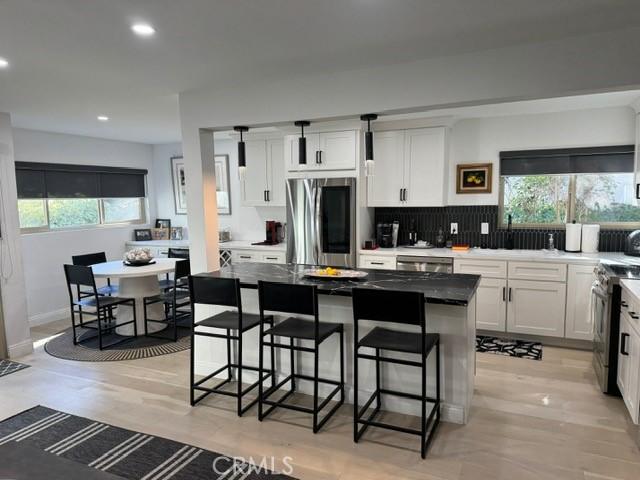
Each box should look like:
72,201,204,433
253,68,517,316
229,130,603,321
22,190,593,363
215,154,231,215
456,163,493,194
171,156,187,215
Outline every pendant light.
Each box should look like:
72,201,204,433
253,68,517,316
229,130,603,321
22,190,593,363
234,126,249,180
294,120,311,165
361,114,378,176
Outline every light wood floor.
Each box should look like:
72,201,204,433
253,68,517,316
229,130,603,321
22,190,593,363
1,319,639,479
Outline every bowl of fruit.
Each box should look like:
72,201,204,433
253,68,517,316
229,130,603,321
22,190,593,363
123,248,155,266
302,266,368,280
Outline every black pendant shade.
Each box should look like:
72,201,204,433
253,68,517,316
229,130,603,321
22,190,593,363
361,114,378,162
233,126,249,169
294,121,311,165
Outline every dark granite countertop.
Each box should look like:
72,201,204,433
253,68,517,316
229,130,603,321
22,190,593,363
196,263,480,306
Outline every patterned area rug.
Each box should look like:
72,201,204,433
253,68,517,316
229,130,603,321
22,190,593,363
476,335,543,360
0,359,30,378
0,406,296,479
44,325,191,362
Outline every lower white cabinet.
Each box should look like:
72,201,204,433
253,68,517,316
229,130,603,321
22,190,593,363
618,311,640,424
231,249,285,264
476,277,507,331
506,279,566,337
565,264,596,340
358,255,396,270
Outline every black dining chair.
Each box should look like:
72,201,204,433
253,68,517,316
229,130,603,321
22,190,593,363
352,287,441,458
72,252,118,296
143,259,191,342
189,275,274,416
64,264,137,350
159,248,191,291
257,281,345,433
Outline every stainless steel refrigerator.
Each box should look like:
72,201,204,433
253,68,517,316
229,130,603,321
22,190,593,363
286,177,356,268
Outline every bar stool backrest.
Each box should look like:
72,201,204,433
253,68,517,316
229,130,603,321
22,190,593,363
64,264,98,301
72,252,107,266
189,275,240,309
352,288,425,328
174,259,191,280
257,281,317,317
168,248,190,259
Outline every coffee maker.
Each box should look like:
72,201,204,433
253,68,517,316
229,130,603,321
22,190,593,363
376,221,399,248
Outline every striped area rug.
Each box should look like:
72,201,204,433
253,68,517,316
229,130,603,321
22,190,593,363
0,406,296,479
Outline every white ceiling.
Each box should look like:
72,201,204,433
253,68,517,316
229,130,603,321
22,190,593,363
1,0,640,144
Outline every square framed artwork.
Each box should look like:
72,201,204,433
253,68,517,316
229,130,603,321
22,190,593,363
456,163,492,194
134,229,152,241
171,156,187,215
215,154,231,215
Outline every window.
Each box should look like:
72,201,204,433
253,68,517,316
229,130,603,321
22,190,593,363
500,145,639,227
15,162,147,232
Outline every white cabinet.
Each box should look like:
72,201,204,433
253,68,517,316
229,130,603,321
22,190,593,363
285,130,356,172
565,265,596,340
358,254,396,270
476,277,507,332
618,311,640,424
241,138,285,206
366,130,405,206
367,127,447,207
231,249,286,265
454,259,507,279
507,279,566,337
508,261,567,282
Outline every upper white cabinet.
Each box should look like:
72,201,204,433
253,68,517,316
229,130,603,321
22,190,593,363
367,127,447,207
285,130,357,172
241,138,285,206
565,264,596,340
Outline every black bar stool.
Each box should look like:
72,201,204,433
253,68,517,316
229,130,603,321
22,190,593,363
64,264,137,350
160,248,190,291
352,287,441,458
257,281,345,433
189,275,274,416
143,259,191,342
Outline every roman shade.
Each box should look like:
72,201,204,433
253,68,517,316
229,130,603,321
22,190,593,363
15,162,147,199
500,145,635,176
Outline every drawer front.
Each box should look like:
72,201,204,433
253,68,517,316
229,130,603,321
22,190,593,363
231,250,257,263
621,289,640,333
359,255,396,270
261,252,286,264
453,259,507,278
508,261,567,282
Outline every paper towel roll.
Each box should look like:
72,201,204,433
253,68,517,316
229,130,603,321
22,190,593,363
581,224,600,253
565,222,582,252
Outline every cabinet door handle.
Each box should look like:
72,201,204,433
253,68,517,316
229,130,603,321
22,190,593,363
636,183,640,200
621,301,629,308
263,190,267,202
508,287,512,302
502,287,506,302
403,188,408,202
400,189,403,202
266,190,270,202
370,261,384,265
630,312,639,320
239,255,251,259
621,332,630,355
316,151,322,164
265,257,278,260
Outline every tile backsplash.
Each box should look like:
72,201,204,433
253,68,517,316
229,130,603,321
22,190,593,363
374,205,633,252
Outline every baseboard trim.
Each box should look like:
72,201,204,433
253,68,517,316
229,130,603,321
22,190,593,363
8,339,33,359
28,308,68,328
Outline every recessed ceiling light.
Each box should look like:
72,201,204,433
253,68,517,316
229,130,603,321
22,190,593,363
131,23,156,36
97,115,109,122
0,57,9,69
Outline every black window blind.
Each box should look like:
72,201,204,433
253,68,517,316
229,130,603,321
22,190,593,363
15,162,147,199
500,145,635,176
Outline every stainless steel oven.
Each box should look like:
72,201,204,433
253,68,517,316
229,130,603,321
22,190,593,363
286,177,356,268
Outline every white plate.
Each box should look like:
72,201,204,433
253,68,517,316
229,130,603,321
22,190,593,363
302,269,368,279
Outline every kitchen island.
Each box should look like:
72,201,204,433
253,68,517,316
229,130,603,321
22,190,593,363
193,263,480,424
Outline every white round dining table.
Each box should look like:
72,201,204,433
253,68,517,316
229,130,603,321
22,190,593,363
91,258,179,336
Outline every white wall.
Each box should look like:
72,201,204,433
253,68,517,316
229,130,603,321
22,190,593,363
13,129,155,325
447,106,637,205
179,24,640,272
0,113,32,358
152,139,285,242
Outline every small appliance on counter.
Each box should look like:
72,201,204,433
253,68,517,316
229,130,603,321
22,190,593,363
376,221,399,248
625,230,640,257
253,220,282,246
408,219,418,246
565,221,582,252
362,240,378,250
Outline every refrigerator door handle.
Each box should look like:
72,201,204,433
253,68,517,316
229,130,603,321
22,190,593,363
314,182,323,265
